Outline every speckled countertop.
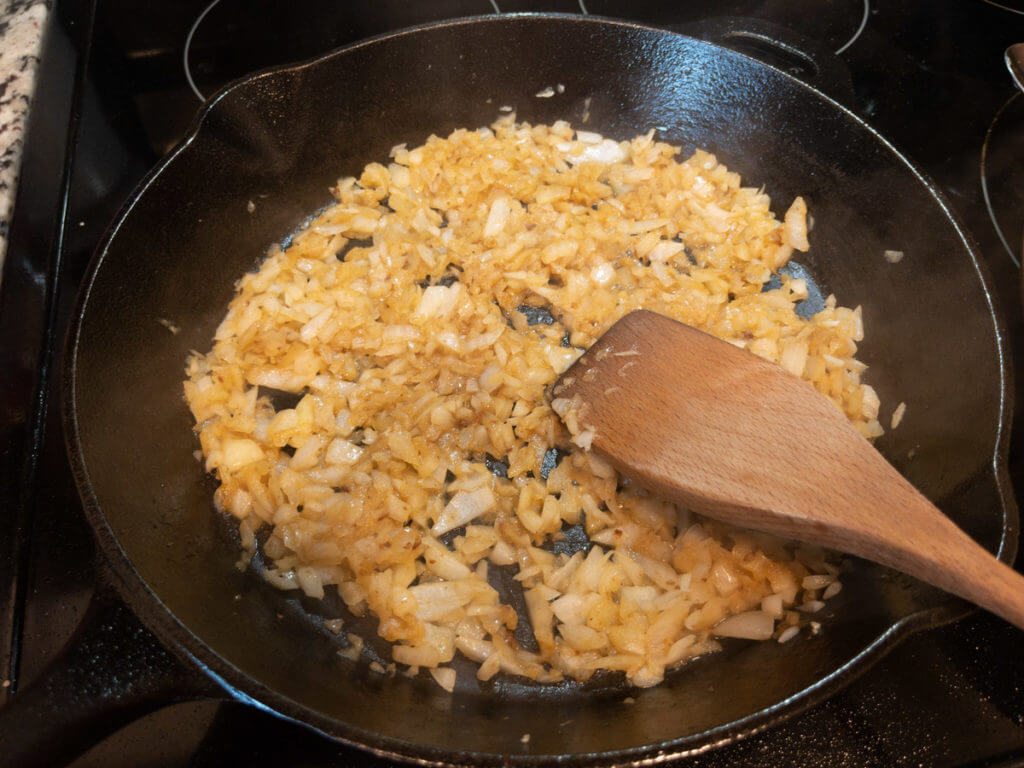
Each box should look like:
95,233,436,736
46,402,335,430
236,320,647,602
0,0,50,276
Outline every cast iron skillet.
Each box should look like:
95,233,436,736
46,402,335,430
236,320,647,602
0,13,1017,767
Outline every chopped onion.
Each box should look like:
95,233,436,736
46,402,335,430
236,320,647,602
300,307,333,343
545,345,580,374
430,666,457,692
777,626,800,644
713,611,775,640
891,401,907,429
550,397,571,417
296,566,325,599
558,622,605,651
551,594,586,625
566,139,627,165
414,283,461,322
861,384,881,420
484,197,512,237
290,434,326,471
570,427,596,450
711,562,740,595
591,262,614,285
410,582,472,621
221,438,264,471
325,438,363,466
323,618,344,634
648,241,685,263
784,196,810,251
422,539,473,580
262,568,300,591
431,487,496,535
780,339,809,377
823,581,843,600
761,594,784,618
801,575,833,591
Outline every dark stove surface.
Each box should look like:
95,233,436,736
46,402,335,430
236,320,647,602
3,0,1024,765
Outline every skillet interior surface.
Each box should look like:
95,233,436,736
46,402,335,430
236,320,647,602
67,14,1014,765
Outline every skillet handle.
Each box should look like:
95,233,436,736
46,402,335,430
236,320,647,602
0,585,225,768
676,16,856,106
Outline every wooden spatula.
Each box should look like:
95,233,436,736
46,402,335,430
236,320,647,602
552,309,1024,629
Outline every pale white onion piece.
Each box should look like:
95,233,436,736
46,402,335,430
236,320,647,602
551,594,586,626
780,339,809,377
648,241,685,263
861,384,881,420
565,139,627,165
295,566,325,599
591,262,615,285
221,438,264,471
778,626,801,644
799,600,826,613
802,575,833,591
410,582,473,622
891,401,907,429
430,666,457,692
325,438,363,466
784,196,810,251
761,594,784,618
713,611,775,640
484,197,512,238
823,581,843,600
431,487,496,535
262,568,300,591
414,283,461,322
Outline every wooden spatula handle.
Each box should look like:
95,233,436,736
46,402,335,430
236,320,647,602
790,462,1024,631
873,494,1024,630
955,549,1024,630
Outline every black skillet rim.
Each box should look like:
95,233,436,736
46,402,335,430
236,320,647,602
62,12,1017,767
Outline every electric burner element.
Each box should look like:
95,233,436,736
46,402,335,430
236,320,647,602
182,0,870,103
982,0,1024,14
581,0,870,54
184,0,501,100
981,92,1024,267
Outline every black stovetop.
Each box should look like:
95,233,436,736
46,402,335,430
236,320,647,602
3,0,1024,765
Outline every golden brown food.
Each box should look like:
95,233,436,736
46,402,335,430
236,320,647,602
184,117,879,690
